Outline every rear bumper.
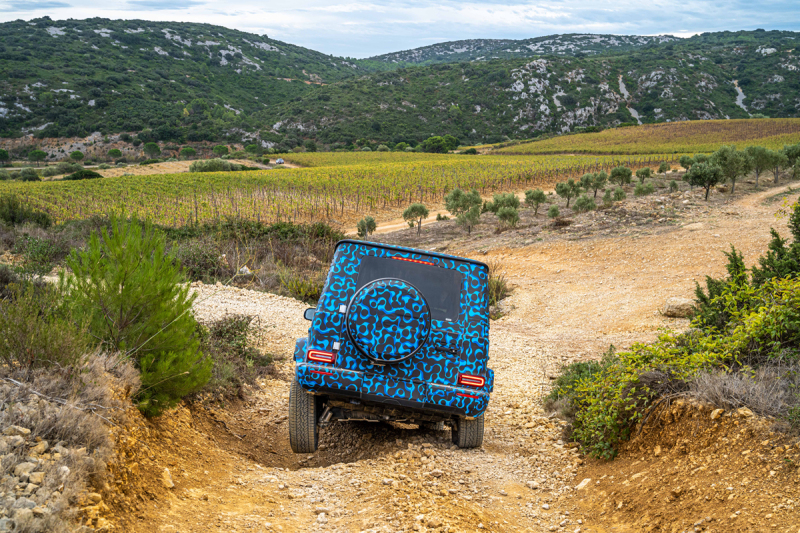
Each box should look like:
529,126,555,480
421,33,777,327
295,362,489,418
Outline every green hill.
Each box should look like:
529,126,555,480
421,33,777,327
0,17,364,141
1,20,799,150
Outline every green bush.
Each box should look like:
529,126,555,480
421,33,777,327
602,189,613,206
0,169,9,181
64,169,103,181
278,268,324,302
669,180,679,192
496,206,519,227
634,182,655,196
461,148,478,155
0,283,90,377
189,158,242,172
0,195,52,228
20,167,40,181
60,218,211,417
486,192,520,213
356,216,376,238
435,213,449,221
612,187,626,201
524,189,547,215
200,315,273,398
572,194,596,213
547,205,560,219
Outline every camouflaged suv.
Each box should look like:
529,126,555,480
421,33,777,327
289,240,494,452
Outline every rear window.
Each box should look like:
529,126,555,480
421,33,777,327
355,255,463,322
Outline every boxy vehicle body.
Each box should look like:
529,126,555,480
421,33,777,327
289,240,494,452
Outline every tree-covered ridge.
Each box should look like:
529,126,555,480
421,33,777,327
364,34,678,67
264,30,800,147
0,17,363,139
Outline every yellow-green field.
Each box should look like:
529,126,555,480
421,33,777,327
1,153,676,227
495,118,800,155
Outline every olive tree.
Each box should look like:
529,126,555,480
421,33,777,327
555,179,582,207
609,166,632,186
685,162,723,201
445,188,482,234
635,167,651,184
744,145,770,187
768,150,789,184
356,216,377,238
658,161,670,177
524,189,547,215
679,155,694,171
591,171,608,198
710,145,751,194
403,203,429,236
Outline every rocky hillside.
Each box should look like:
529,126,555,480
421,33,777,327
1,20,799,148
262,30,800,146
365,34,677,66
0,17,363,140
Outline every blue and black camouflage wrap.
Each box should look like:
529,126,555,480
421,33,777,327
294,240,494,418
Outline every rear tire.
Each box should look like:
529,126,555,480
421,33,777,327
452,414,484,448
289,378,319,453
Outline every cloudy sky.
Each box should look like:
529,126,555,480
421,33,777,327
2,0,799,57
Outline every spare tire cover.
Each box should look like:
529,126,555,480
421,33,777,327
346,278,431,364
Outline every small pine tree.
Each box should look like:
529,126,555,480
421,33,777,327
456,206,480,234
547,205,560,219
612,187,626,201
486,192,520,213
602,188,613,206
70,150,84,162
658,161,670,177
60,218,211,417
669,180,679,193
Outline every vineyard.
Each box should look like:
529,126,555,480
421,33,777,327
0,154,677,227
495,118,800,155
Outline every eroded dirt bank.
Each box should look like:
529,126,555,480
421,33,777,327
105,184,800,532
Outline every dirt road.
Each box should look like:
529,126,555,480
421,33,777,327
114,184,800,533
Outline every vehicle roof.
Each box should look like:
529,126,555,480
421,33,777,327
335,239,489,271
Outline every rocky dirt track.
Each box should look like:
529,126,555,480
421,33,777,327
109,184,800,533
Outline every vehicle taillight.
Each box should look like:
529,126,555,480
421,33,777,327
458,374,485,388
307,350,336,364
393,256,434,266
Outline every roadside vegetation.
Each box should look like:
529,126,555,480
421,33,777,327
545,201,800,458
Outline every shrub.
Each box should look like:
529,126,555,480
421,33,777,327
634,182,655,196
572,194,596,213
496,206,519,227
487,259,511,309
107,148,123,159
199,315,273,398
486,192,520,213
524,189,547,215
0,284,90,376
445,188,482,234
436,213,449,221
0,169,9,180
612,187,626,201
544,359,605,420
143,142,161,158
669,180,679,192
602,188,613,206
658,161,670,176
20,167,40,181
361,146,372,152
98,163,111,170
591,171,608,198
278,268,324,302
356,216,377,238
64,169,103,181
0,195,52,228
61,218,211,417
635,167,652,184
13,234,68,276
547,205,560,218
189,158,235,172
461,148,478,155
180,146,197,159
610,166,632,186
376,144,389,152
69,150,84,161
171,237,224,283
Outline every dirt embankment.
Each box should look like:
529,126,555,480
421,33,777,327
100,183,800,532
